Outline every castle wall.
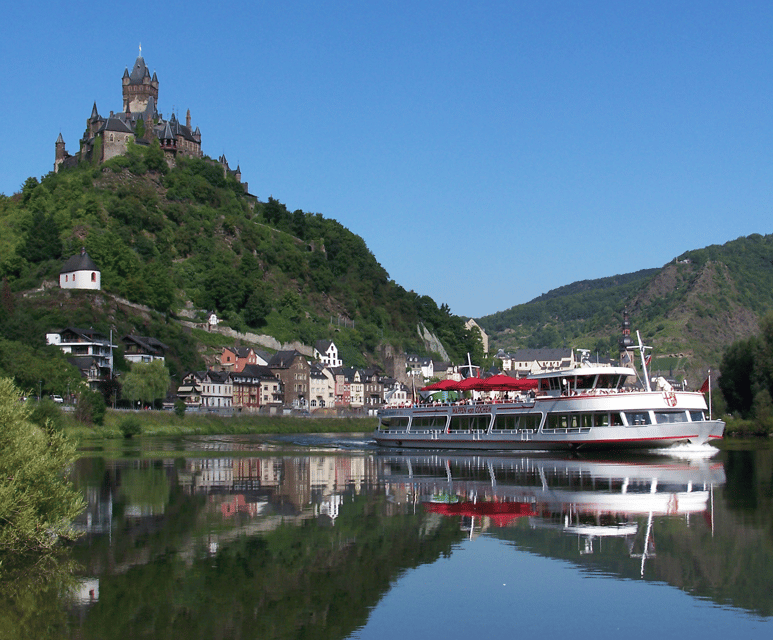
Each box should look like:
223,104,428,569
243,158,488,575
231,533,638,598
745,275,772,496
102,134,132,162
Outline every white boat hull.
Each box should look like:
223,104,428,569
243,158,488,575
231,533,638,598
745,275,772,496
374,390,724,451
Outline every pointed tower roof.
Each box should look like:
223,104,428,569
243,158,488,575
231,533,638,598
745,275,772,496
90,102,100,120
161,120,174,140
56,132,64,144
129,55,150,83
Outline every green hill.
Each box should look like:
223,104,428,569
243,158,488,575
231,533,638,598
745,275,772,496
0,143,482,391
478,233,773,385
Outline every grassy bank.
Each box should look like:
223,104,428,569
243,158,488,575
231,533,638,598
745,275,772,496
64,409,376,440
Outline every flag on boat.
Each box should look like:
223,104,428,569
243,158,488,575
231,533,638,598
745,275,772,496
699,378,710,394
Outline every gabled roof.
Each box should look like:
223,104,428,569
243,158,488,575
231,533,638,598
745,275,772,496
315,339,334,353
205,370,231,384
57,327,110,343
60,250,98,274
237,364,278,380
122,335,169,354
268,350,304,369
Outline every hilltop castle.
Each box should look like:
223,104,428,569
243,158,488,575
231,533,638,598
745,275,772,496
54,49,242,185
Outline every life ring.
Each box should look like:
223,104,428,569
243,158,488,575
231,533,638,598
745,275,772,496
663,391,677,407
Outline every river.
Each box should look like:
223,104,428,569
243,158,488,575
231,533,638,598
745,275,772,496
3,435,773,639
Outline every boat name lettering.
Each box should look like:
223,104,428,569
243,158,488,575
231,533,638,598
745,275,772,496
451,405,491,415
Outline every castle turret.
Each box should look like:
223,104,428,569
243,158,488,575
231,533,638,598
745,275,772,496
54,133,66,172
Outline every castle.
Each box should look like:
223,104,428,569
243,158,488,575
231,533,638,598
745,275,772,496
54,48,243,186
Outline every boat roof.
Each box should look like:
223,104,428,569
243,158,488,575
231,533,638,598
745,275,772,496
527,365,636,380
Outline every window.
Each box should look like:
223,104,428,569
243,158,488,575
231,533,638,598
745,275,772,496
655,412,688,424
625,411,651,426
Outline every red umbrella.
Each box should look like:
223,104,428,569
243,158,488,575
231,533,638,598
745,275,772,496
478,375,538,392
421,379,460,391
455,376,485,391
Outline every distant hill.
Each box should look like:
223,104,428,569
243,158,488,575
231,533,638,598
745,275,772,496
478,233,773,385
0,145,482,384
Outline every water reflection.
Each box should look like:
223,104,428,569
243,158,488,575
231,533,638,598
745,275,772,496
378,452,724,576
55,443,773,637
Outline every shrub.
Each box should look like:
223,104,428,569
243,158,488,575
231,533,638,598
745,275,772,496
0,378,84,551
119,416,142,439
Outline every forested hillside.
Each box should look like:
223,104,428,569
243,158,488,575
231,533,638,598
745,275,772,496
478,234,773,385
0,142,481,388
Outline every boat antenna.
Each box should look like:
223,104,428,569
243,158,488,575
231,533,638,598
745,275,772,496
635,331,652,392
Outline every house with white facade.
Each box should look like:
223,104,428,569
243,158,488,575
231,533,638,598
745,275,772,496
201,370,233,409
59,248,101,290
406,354,433,380
499,348,576,375
314,340,342,368
309,364,335,409
47,327,114,383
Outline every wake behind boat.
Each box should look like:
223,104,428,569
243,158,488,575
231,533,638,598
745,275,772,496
374,332,724,451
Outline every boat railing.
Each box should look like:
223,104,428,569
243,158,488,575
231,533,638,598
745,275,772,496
541,427,592,435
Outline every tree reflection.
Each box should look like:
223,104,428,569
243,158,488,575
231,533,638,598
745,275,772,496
0,550,80,640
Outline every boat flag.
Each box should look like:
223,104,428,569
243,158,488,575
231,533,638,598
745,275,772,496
699,378,709,394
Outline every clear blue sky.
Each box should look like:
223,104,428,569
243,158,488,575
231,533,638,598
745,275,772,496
2,1,771,319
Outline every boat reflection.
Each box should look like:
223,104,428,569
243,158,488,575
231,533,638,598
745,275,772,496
376,451,725,573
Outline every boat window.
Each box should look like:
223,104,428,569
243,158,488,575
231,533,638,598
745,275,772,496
593,413,610,427
494,414,540,431
548,414,582,429
689,410,705,422
494,414,518,431
654,411,688,424
596,374,611,389
521,414,540,430
449,415,489,432
412,416,447,430
575,375,595,390
611,412,624,426
379,416,409,430
625,411,652,426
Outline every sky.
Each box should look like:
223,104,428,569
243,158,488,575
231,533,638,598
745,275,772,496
2,1,772,319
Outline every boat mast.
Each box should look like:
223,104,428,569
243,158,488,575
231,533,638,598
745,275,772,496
636,331,652,392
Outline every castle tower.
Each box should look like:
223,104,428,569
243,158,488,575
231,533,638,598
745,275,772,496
54,133,66,172
122,48,159,115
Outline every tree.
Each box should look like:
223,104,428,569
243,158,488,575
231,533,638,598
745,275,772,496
121,360,171,407
0,378,84,551
75,388,106,426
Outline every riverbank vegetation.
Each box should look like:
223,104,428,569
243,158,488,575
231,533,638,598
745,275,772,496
61,407,375,441
0,379,83,552
718,312,773,436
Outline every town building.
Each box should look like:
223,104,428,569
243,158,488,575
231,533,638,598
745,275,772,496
313,340,342,368
231,364,282,412
46,327,115,384
122,335,169,364
498,348,576,375
268,351,310,409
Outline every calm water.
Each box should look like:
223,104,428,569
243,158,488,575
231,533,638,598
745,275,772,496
3,435,773,639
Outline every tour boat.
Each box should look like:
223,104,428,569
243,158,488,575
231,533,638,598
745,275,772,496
374,337,725,451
